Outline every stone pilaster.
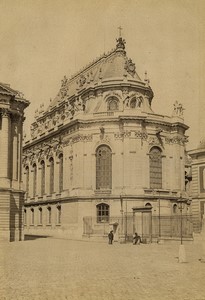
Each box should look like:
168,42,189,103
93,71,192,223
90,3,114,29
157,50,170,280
0,109,11,182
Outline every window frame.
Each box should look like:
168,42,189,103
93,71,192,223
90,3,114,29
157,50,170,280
96,203,110,223
96,145,112,190
149,146,162,189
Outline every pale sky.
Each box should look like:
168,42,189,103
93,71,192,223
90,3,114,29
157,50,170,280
0,0,204,150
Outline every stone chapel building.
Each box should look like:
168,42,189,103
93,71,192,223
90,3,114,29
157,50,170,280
0,83,29,242
22,37,192,242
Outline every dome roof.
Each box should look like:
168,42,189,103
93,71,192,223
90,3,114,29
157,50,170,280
49,37,148,109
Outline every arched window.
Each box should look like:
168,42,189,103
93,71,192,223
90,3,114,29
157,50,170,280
25,166,29,195
96,145,112,189
39,207,42,225
107,97,119,111
96,203,109,223
24,209,27,226
59,154,63,193
31,208,34,225
47,207,51,224
173,204,177,214
49,157,54,194
149,147,162,189
41,161,45,196
130,98,137,108
33,164,37,197
57,205,61,224
145,203,152,208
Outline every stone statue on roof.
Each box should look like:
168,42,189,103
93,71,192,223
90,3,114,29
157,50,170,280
172,101,185,117
116,37,126,50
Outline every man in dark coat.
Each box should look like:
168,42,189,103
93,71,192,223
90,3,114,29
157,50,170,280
108,230,114,244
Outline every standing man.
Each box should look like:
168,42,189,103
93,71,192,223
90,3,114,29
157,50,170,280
108,230,114,244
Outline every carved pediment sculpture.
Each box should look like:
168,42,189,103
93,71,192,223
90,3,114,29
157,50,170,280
124,58,136,77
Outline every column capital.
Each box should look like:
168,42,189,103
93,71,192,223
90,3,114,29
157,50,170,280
0,108,10,118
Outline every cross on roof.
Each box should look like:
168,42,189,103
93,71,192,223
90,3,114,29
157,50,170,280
118,26,123,37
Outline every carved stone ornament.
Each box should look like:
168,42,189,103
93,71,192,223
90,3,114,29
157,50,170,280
124,58,136,76
37,149,45,162
135,131,148,140
59,76,69,99
0,108,10,117
79,75,86,87
16,90,24,98
116,37,126,50
165,136,185,145
148,136,161,146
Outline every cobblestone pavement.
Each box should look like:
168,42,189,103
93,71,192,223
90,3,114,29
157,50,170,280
0,237,205,300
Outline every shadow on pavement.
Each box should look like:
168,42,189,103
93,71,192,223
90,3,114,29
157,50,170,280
24,234,49,241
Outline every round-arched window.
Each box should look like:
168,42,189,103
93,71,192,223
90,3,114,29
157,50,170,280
149,147,162,189
96,145,112,189
130,98,137,108
107,97,119,111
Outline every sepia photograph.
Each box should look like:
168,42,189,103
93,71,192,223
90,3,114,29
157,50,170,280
0,0,205,299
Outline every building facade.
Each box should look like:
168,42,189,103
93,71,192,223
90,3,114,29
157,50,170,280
188,80,205,234
189,143,205,233
0,83,29,242
23,37,192,242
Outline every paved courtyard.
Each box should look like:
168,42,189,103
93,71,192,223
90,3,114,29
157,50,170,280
0,237,205,300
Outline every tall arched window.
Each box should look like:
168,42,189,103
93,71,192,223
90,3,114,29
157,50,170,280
57,205,61,224
130,98,137,108
149,147,162,189
25,166,29,195
47,206,51,224
173,204,177,214
96,145,112,189
96,203,109,223
24,209,27,226
39,207,42,225
59,154,63,193
31,208,34,225
49,157,54,194
41,160,45,196
107,97,119,111
33,164,37,197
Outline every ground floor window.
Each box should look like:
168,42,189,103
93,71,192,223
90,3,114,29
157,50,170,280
96,203,109,223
